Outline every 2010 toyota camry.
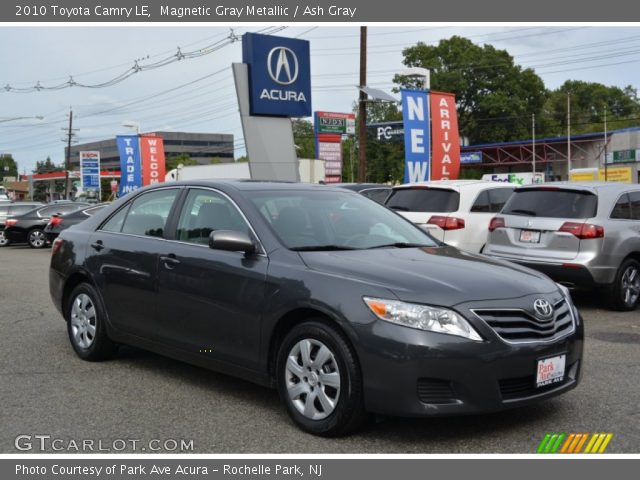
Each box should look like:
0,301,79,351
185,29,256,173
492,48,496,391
49,181,583,436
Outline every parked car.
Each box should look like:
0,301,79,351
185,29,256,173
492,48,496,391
4,202,89,248
385,180,515,252
0,202,44,247
45,203,109,243
484,182,640,311
333,183,393,204
50,181,582,436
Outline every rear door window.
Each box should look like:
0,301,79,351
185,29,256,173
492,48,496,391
630,192,640,220
611,194,631,220
121,189,179,238
502,189,597,218
361,188,391,204
470,190,491,213
386,188,460,213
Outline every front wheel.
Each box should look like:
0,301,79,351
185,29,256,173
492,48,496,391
607,258,640,311
66,283,118,361
276,320,368,437
28,228,47,248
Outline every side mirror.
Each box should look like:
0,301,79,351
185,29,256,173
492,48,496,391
209,230,256,254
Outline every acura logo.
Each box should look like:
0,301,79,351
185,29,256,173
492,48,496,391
267,47,299,85
533,299,554,319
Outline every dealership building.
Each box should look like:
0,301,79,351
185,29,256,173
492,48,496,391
66,131,234,170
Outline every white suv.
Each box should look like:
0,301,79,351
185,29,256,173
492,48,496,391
385,180,515,253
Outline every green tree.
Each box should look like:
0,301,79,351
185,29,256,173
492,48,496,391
0,154,18,181
541,81,640,137
292,119,315,159
395,36,547,144
165,153,198,171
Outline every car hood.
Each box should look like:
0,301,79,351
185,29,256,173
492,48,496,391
299,246,557,306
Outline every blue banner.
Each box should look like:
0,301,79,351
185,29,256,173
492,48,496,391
242,32,312,117
401,89,430,183
461,151,483,164
116,135,142,196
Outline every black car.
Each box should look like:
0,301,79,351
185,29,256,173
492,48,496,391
44,203,109,243
49,181,583,436
333,183,393,204
5,202,89,248
0,202,45,247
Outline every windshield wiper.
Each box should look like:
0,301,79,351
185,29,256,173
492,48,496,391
290,245,357,251
507,208,537,216
389,206,409,211
366,242,430,249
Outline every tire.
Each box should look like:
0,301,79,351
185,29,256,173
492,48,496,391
276,319,368,437
607,258,640,311
0,230,9,247
28,228,47,249
66,283,118,361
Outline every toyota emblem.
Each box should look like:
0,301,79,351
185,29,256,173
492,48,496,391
267,47,299,85
533,298,554,319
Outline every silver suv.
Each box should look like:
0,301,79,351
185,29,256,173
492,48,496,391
484,182,640,311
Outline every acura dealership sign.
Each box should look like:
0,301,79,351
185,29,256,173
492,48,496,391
242,33,312,117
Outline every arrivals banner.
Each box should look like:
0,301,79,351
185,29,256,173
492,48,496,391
79,151,100,193
401,89,430,183
430,92,460,180
140,135,166,186
116,135,142,196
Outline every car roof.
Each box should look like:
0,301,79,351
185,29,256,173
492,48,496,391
393,180,513,191
515,182,640,193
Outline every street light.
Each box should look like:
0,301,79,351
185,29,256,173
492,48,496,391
399,67,430,90
122,120,141,134
0,115,44,124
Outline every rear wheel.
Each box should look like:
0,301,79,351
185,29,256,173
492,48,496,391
276,320,368,437
28,228,47,248
0,230,9,247
607,259,640,311
66,283,118,361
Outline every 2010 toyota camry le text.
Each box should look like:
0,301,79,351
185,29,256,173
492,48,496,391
49,181,583,436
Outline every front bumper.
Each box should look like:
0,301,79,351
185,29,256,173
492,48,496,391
354,312,583,417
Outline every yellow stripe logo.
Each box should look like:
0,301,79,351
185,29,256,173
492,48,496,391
537,433,613,453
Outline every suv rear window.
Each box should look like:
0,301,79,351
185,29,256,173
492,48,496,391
502,189,597,219
386,188,460,213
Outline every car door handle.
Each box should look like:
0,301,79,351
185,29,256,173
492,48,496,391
160,255,180,269
90,241,104,251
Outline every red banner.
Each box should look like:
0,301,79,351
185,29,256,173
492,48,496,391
140,135,166,186
429,92,460,180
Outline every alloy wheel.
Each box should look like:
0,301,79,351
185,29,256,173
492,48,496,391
29,230,46,248
621,265,640,307
284,338,341,420
70,293,97,349
0,231,8,247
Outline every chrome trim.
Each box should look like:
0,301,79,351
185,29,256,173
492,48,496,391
470,298,576,346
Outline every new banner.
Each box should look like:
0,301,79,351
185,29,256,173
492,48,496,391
401,89,430,183
116,135,142,196
140,135,166,186
79,151,100,194
430,92,461,180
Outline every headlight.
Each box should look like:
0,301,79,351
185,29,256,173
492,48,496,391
363,297,482,341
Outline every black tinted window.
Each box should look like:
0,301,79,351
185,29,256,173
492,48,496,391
10,205,40,215
503,189,597,218
611,194,631,220
630,192,640,221
489,188,514,213
470,190,491,213
386,188,460,213
361,188,391,204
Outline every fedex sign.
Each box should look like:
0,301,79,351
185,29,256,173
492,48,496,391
401,90,430,183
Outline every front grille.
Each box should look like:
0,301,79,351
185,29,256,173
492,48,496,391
417,378,458,404
472,299,574,344
499,362,577,400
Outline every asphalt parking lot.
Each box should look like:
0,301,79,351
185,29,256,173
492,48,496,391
0,245,638,453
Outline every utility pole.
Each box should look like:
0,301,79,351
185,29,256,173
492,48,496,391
604,105,608,182
357,26,367,183
62,107,77,199
532,113,536,177
567,93,571,178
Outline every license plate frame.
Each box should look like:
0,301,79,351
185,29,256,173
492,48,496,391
536,354,566,388
520,229,541,243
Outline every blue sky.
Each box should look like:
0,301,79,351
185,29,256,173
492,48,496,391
1,25,639,173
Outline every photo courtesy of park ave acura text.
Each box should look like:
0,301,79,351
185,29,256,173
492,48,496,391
0,0,639,461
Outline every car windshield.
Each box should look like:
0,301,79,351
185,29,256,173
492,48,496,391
248,190,438,250
502,189,598,219
386,187,460,212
